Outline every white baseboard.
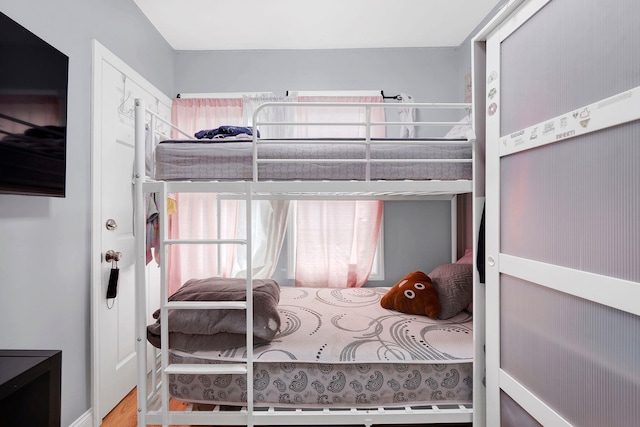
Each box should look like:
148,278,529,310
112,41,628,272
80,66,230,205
68,409,93,427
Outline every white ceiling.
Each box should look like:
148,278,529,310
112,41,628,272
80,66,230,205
133,0,502,51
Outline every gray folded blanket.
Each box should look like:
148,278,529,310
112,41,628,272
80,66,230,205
147,277,281,352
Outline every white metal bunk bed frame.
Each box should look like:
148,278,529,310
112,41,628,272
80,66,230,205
133,99,478,427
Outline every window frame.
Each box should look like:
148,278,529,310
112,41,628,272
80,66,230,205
286,201,385,281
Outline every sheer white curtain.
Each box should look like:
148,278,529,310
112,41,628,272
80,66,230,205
289,93,386,138
295,200,383,288
242,94,296,139
172,97,244,136
167,97,289,295
233,200,290,279
290,93,385,288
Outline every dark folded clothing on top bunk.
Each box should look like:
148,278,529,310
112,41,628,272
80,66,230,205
194,125,259,140
147,277,281,352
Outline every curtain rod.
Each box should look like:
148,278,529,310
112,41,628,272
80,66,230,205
176,90,399,99
176,92,273,99
287,90,382,97
381,91,402,100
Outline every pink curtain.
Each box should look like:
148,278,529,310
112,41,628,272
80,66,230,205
171,97,243,135
167,97,291,294
295,95,386,138
293,95,385,288
167,95,385,291
167,98,244,294
167,194,239,295
295,200,383,288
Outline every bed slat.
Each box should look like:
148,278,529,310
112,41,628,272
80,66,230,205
164,363,248,376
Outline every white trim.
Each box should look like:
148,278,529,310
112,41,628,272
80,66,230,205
500,254,640,317
484,25,503,427
177,92,273,99
68,409,93,427
500,85,640,157
500,371,573,427
89,39,105,427
471,0,528,43
472,196,486,427
467,8,519,424
496,0,552,42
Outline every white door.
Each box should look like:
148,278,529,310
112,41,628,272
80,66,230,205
484,0,640,426
91,41,170,423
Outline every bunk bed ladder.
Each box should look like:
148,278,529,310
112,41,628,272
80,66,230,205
153,181,255,427
134,98,255,426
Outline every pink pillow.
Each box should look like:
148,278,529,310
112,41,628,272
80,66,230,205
456,248,473,264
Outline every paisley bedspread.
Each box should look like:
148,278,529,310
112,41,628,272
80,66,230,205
168,286,474,407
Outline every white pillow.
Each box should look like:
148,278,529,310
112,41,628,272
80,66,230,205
445,114,472,139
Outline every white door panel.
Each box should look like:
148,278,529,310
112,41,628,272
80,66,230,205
98,59,139,419
485,1,640,426
91,40,171,423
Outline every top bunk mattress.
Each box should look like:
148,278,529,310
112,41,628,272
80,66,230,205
154,139,472,181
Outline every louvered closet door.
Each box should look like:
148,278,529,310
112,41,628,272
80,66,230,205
484,0,640,426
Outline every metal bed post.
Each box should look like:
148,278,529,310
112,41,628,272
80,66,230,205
148,112,161,399
217,195,222,275
245,181,255,427
365,105,372,181
156,180,171,427
252,109,260,182
451,195,458,263
134,98,149,426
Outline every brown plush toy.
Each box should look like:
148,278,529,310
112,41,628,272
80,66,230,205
380,271,441,319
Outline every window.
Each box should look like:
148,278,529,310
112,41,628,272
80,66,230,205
287,201,385,281
285,91,386,287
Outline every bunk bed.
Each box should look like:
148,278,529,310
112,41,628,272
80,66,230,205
133,99,477,427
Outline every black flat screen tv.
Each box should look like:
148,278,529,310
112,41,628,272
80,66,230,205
0,12,69,197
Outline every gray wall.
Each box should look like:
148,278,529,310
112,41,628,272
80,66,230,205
175,47,462,103
0,0,173,425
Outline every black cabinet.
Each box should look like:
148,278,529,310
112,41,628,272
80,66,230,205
0,350,62,427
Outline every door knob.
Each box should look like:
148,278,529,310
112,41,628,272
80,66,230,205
105,250,122,263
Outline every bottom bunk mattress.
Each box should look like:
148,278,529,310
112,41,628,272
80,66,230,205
167,286,474,408
154,140,472,181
